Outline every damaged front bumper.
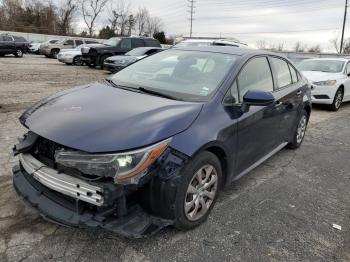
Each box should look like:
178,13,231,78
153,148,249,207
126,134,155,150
13,164,173,238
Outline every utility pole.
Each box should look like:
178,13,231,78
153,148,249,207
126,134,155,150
340,0,348,53
188,0,196,38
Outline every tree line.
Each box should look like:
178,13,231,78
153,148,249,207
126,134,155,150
0,0,168,42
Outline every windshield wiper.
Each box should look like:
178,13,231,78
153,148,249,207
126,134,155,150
103,79,138,91
137,87,181,101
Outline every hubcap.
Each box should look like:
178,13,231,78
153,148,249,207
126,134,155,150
296,115,307,144
17,50,22,56
335,91,343,109
184,165,218,221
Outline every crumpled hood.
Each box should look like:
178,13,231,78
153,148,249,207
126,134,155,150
20,83,203,153
301,71,343,82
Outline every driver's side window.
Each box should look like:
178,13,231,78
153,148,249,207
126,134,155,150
237,57,274,102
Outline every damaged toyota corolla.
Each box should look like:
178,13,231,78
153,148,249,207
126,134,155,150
12,46,311,238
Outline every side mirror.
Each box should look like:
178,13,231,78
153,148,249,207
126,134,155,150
347,73,350,77
242,90,275,112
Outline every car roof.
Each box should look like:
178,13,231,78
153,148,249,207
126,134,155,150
172,46,274,56
302,58,350,62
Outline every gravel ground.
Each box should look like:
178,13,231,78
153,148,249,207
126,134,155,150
0,55,349,262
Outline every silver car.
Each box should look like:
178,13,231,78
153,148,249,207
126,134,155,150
58,44,104,65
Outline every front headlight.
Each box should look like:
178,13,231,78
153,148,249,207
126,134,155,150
313,80,337,86
54,139,171,184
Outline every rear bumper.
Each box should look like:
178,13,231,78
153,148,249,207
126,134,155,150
40,48,51,56
12,160,172,238
58,56,74,64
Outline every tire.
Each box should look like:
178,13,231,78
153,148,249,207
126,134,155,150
99,55,110,69
50,49,59,59
73,55,83,66
173,151,222,231
15,48,23,58
329,88,343,111
287,109,309,149
0,54,4,57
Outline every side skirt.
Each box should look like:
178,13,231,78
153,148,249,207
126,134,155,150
233,142,288,182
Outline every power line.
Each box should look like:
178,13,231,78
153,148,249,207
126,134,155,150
188,0,196,37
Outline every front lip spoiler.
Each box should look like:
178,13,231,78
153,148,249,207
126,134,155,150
19,153,104,206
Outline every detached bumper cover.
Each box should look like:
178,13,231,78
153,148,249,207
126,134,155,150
13,165,173,238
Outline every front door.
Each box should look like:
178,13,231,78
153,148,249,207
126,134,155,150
234,56,282,175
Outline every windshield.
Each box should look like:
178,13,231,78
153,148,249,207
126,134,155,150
104,37,121,46
176,41,212,47
110,50,238,102
126,48,149,56
298,60,345,73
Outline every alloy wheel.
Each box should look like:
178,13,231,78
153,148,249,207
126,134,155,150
16,49,23,57
296,115,307,144
184,164,218,221
334,90,343,109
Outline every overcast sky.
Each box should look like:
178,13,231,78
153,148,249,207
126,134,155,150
72,0,347,52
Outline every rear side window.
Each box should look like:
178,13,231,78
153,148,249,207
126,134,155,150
132,39,144,48
289,64,298,83
65,40,74,45
237,57,274,101
144,39,161,47
271,57,292,88
75,40,83,46
120,39,132,49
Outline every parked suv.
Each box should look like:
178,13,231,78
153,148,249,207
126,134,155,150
41,38,98,58
0,34,29,57
12,47,311,238
81,36,161,68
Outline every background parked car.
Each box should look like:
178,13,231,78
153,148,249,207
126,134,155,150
0,34,29,57
58,43,104,66
176,38,250,48
299,58,350,111
81,36,161,68
38,39,59,55
41,38,99,59
28,41,42,54
103,47,164,73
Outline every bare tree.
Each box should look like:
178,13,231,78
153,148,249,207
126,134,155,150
80,0,109,37
308,45,321,53
136,7,150,36
108,0,131,36
57,0,77,35
256,40,267,50
146,16,163,36
330,33,340,54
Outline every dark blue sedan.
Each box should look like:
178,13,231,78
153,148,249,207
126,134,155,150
12,46,311,238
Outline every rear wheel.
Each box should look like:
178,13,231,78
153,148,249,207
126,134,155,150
50,49,59,59
15,48,23,58
329,88,343,111
173,151,222,230
287,109,309,149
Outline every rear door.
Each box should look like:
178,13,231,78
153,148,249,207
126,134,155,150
234,56,283,175
119,38,132,53
269,56,304,142
132,39,144,49
1,35,15,53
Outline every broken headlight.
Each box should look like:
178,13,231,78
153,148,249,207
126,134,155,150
55,139,171,184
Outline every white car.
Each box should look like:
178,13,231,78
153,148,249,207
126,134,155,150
28,42,42,54
176,38,250,49
57,43,103,65
299,58,350,111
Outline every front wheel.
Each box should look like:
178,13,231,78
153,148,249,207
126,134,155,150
15,48,23,57
174,151,222,230
287,109,309,149
329,88,343,111
73,55,83,66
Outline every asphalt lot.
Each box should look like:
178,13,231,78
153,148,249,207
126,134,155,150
0,54,349,262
